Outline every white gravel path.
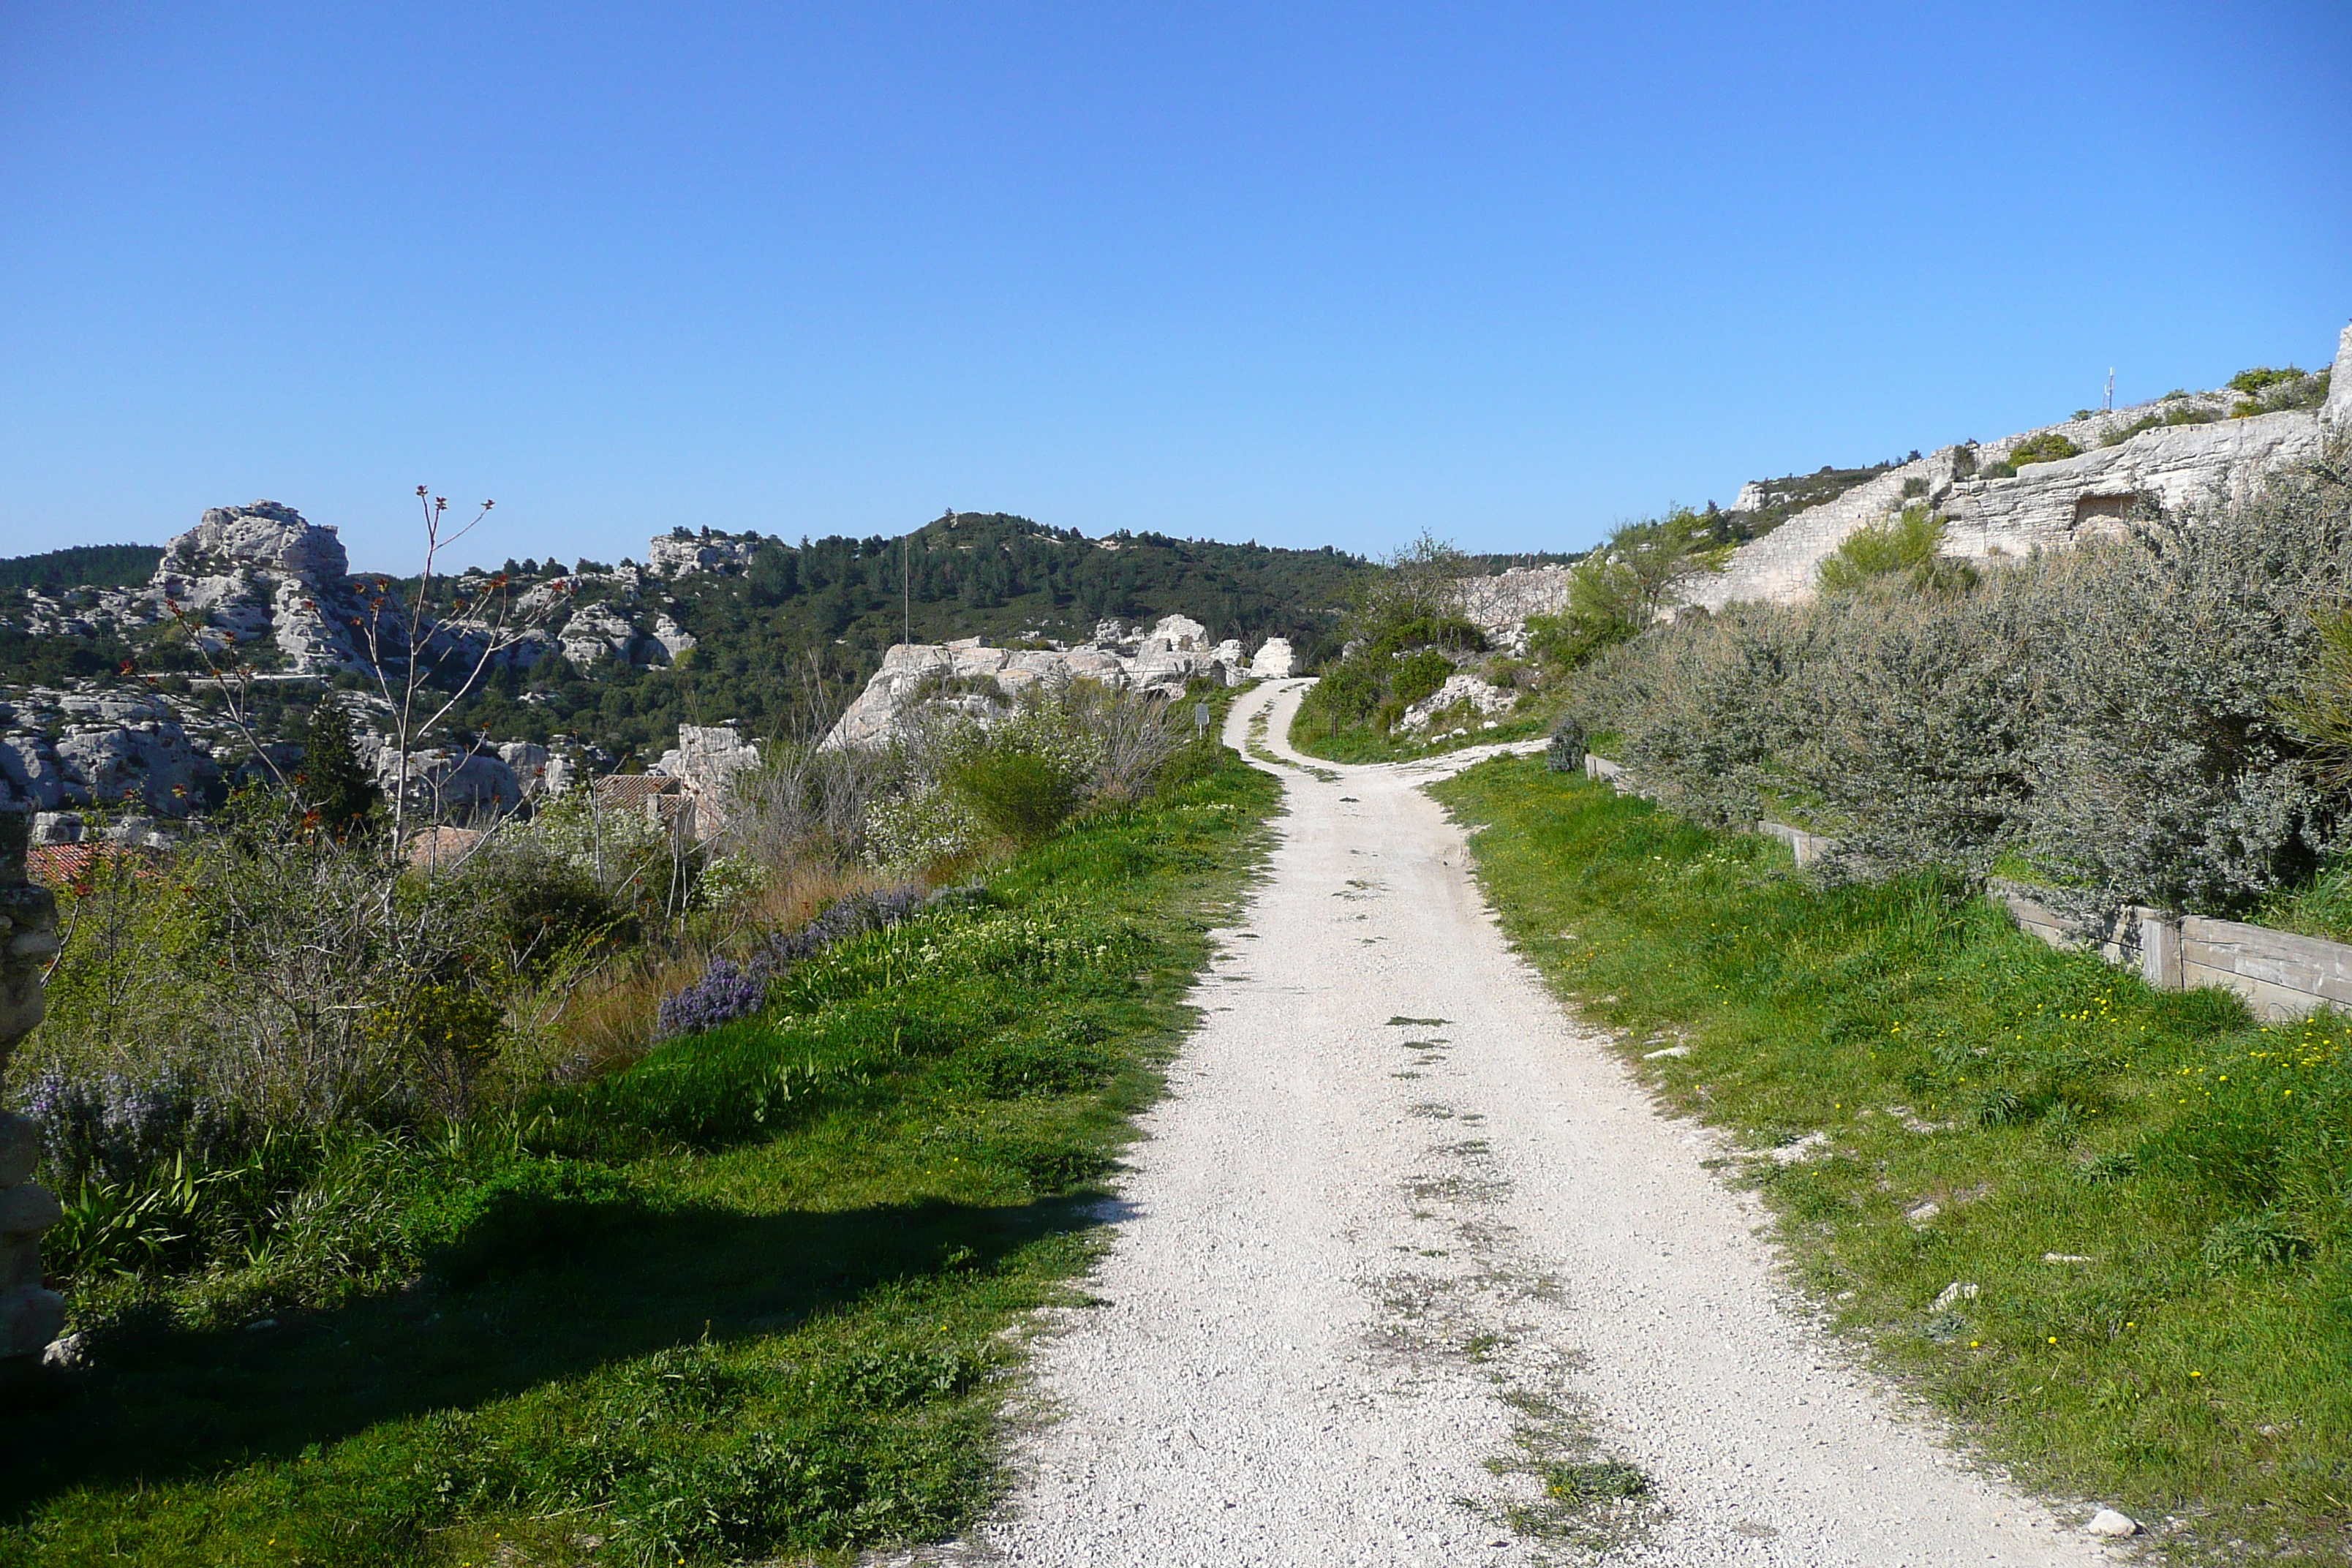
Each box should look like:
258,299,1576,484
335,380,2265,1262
908,679,2122,1567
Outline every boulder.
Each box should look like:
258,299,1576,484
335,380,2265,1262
53,722,221,817
1248,638,1297,678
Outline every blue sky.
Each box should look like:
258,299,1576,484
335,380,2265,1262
3,1,2347,573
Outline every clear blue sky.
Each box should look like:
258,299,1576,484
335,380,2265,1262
4,1,2347,573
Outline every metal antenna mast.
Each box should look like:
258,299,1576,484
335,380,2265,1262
2106,368,2115,412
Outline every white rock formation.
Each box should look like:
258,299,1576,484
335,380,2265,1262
558,602,640,666
823,615,1248,749
1398,674,1518,732
1246,638,1297,678
647,530,762,577
1457,566,1576,651
148,501,370,674
1693,320,2352,611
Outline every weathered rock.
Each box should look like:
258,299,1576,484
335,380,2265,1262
2085,1509,2140,1538
1247,638,1297,679
559,602,640,667
1695,320,2352,611
0,811,60,1365
647,530,761,577
0,1115,37,1187
650,614,698,663
1398,674,1517,733
823,617,1251,748
1458,567,1575,651
0,739,68,812
53,721,221,817
151,501,369,674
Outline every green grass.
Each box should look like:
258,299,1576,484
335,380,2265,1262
0,752,1278,1567
1431,758,2352,1564
1286,696,1551,764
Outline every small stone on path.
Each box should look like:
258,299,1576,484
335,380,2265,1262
2086,1508,2139,1537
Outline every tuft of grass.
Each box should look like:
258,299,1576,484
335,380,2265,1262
0,746,1279,1567
1432,757,2352,1566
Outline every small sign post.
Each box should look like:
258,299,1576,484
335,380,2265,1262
1194,701,1213,742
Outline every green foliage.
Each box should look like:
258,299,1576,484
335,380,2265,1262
0,543,162,591
1817,506,1975,596
1387,649,1455,709
948,750,1083,843
1571,452,2352,906
0,737,1278,1566
1546,717,1586,774
2007,431,2081,468
296,698,380,834
1433,758,2352,1560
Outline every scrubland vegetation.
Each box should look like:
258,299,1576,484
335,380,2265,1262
1567,444,2352,922
7,676,1269,1566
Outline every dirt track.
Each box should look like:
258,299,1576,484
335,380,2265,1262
936,679,2117,1567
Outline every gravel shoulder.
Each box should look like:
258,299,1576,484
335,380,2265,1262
924,680,2121,1567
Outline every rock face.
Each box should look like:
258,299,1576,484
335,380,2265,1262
822,615,1257,749
1694,320,2352,611
0,691,224,818
1458,566,1575,651
0,813,64,1362
1398,674,1518,732
151,501,369,674
646,529,761,578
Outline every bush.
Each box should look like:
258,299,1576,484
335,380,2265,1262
1567,445,2352,902
949,748,1085,843
1389,649,1455,709
1546,717,1586,774
2007,431,2082,467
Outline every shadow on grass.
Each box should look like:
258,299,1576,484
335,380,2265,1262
0,1191,1096,1519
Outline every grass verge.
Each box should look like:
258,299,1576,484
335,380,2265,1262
0,747,1278,1568
1431,757,2352,1565
1286,698,1550,765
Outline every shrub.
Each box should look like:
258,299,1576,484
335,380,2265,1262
1569,448,2352,901
2008,431,2082,467
1546,717,1586,774
1389,649,1455,709
1817,506,1975,596
949,748,1085,843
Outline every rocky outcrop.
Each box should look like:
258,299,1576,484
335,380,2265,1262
150,502,370,674
1694,320,2352,611
647,530,762,578
1398,674,1518,732
0,689,222,818
822,615,1270,748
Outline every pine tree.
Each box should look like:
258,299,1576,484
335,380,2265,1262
298,698,379,835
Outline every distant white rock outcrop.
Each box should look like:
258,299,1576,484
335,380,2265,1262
1692,320,2352,611
823,614,1282,748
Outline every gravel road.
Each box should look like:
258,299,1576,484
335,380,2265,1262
921,679,2121,1567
